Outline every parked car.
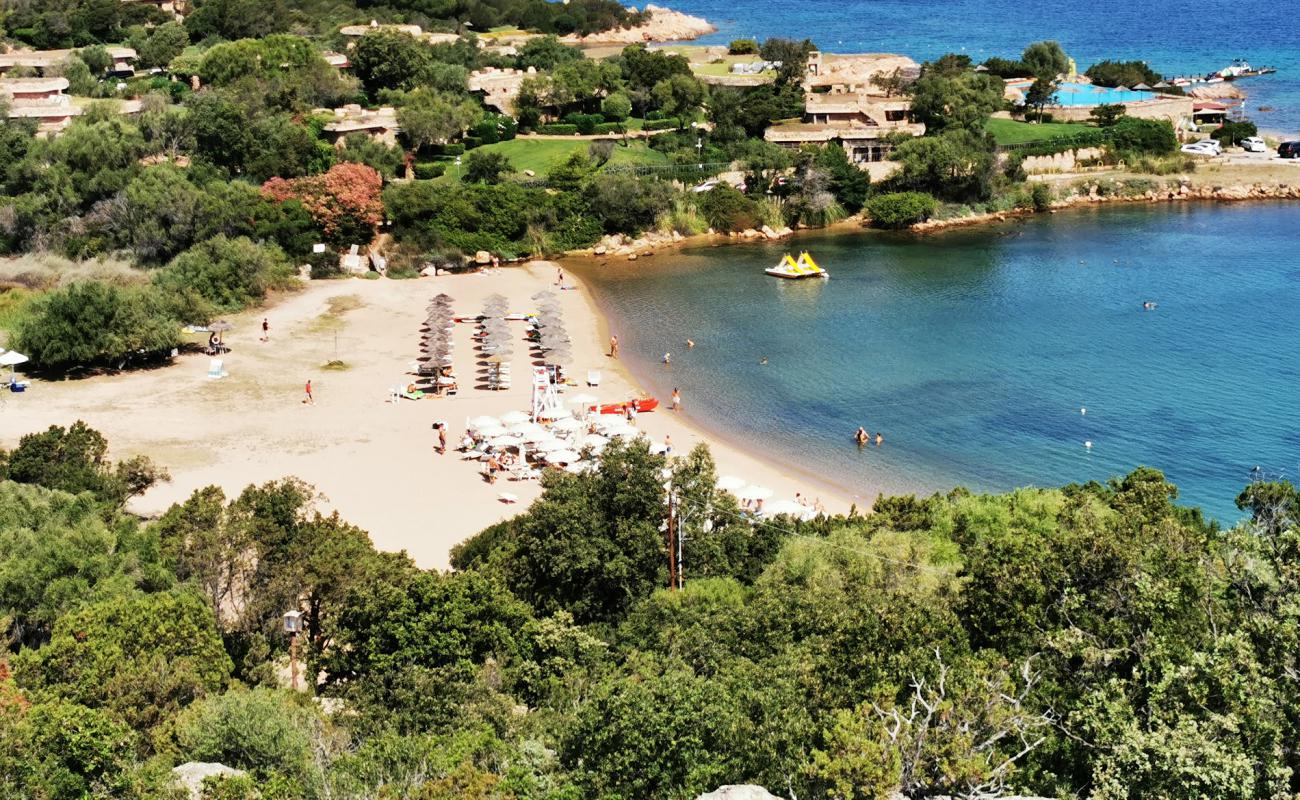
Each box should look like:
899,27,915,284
1180,140,1220,156
1279,141,1300,159
1240,136,1267,153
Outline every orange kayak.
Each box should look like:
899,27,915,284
597,399,659,414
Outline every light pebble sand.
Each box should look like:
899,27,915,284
2,262,859,569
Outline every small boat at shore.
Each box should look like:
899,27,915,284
766,252,829,280
596,399,659,415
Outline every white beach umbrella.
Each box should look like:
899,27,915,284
508,421,544,437
580,433,609,449
533,437,566,452
469,415,500,430
551,417,584,432
538,405,572,420
735,485,775,502
475,424,508,439
762,500,812,519
488,435,524,448
500,410,530,425
565,462,597,475
567,393,598,406
546,449,582,464
717,475,747,491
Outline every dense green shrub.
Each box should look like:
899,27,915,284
537,123,580,135
562,112,605,134
153,236,295,313
12,282,180,371
728,39,760,55
642,118,681,131
1210,120,1258,145
866,191,938,228
593,122,626,134
698,183,759,232
1108,115,1177,154
413,162,447,180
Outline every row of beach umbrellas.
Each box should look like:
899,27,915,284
479,294,514,359
531,290,572,366
421,293,455,367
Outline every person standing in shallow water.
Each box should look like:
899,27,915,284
671,388,681,411
855,427,868,446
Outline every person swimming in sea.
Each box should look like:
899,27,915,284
875,431,883,446
759,356,768,365
686,339,695,349
1142,301,1157,310
662,352,671,365
854,427,869,446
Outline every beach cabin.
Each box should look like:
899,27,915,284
322,51,351,69
0,76,84,133
318,104,400,146
1192,101,1230,126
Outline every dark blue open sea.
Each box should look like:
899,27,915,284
573,204,1300,522
666,0,1300,136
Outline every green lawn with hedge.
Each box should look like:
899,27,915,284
986,117,1096,146
448,139,670,181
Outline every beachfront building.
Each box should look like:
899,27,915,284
120,0,186,18
317,105,400,146
0,76,85,134
0,47,136,77
339,21,461,46
1191,101,1230,126
468,66,535,115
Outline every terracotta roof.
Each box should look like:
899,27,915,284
1192,101,1229,111
0,76,70,93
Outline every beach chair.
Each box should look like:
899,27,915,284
207,359,228,380
498,492,519,504
587,370,601,387
508,463,539,481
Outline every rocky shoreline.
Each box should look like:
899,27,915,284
583,223,797,259
564,4,716,45
911,181,1300,233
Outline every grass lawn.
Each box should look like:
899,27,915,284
451,138,670,181
986,117,1096,146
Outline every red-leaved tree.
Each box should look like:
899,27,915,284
262,162,384,247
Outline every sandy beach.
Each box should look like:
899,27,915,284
1,262,855,569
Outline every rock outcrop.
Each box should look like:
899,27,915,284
564,4,715,44
696,786,786,800
172,763,248,799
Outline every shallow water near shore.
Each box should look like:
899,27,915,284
572,203,1300,522
667,0,1300,136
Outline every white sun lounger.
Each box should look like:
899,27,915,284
586,370,601,387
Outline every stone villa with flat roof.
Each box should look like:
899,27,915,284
764,51,925,174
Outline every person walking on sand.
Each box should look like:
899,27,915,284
304,379,315,405
261,317,269,342
556,266,564,286
435,422,447,454
671,387,681,411
609,335,619,358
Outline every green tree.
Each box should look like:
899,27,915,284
137,21,188,70
888,128,997,202
462,150,513,184
175,687,332,785
1090,103,1127,126
651,73,705,122
515,35,584,71
1023,74,1059,121
1021,40,1070,77
600,91,632,122
153,235,294,312
14,588,232,733
590,173,675,235
3,421,167,509
907,56,1004,132
184,0,288,42
11,282,180,370
1085,59,1162,89
397,89,483,152
351,31,434,94
698,182,759,232
499,439,668,623
0,699,136,800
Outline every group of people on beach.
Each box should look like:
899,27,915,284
855,427,883,447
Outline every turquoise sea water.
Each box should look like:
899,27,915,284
573,204,1300,522
665,0,1300,136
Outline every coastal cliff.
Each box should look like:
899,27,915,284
563,3,716,44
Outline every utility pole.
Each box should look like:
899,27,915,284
667,490,678,590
